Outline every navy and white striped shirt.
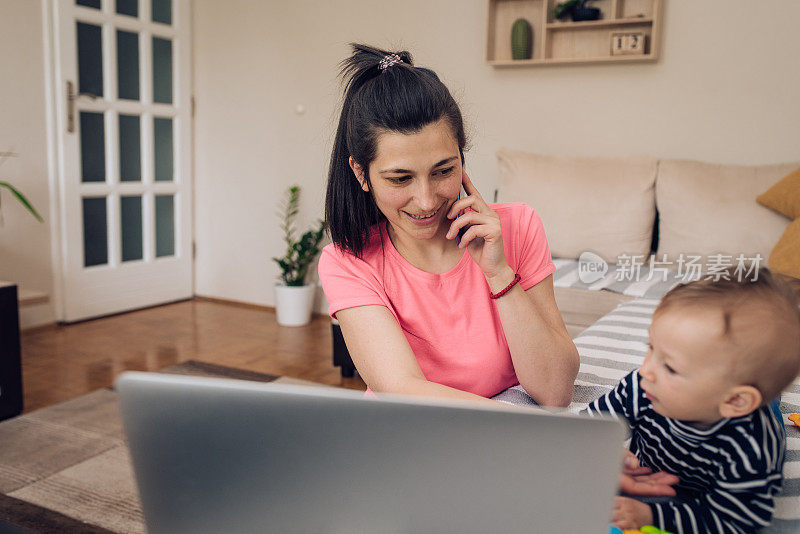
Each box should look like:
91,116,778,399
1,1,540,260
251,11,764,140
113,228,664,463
584,371,786,533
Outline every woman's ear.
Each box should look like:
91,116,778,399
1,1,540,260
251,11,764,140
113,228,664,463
349,157,369,192
719,386,762,419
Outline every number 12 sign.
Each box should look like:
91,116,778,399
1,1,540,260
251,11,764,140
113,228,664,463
610,32,646,55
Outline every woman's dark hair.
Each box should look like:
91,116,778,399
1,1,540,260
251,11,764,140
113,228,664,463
325,43,468,258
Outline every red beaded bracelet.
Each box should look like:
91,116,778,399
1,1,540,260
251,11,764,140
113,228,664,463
489,273,521,300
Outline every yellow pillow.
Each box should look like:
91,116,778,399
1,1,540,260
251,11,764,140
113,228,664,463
769,218,800,279
757,166,800,220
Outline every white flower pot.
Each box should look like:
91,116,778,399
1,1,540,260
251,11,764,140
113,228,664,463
274,283,316,327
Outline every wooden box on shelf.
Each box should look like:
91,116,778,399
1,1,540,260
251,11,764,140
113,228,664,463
486,0,662,67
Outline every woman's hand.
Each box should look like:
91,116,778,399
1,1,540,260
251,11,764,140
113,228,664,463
619,451,679,497
445,170,509,280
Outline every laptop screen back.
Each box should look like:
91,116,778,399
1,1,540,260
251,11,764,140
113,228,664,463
116,372,624,533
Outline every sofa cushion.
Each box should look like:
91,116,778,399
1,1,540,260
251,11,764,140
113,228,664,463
656,159,797,264
553,258,682,299
769,218,800,279
757,166,800,220
496,151,657,263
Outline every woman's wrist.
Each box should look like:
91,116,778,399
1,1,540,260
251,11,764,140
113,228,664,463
485,266,516,294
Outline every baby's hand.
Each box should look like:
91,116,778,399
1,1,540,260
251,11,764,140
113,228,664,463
611,496,653,530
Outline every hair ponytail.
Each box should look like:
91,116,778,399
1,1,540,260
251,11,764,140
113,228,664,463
325,43,467,258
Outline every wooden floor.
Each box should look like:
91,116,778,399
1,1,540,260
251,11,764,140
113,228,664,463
20,298,366,413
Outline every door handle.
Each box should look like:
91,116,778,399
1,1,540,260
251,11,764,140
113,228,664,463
66,81,101,133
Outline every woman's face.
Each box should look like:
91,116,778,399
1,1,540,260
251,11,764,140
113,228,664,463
351,118,462,244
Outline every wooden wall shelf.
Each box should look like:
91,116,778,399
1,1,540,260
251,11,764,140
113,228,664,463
486,0,662,67
546,17,654,30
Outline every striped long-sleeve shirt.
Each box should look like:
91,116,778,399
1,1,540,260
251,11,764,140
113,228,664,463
584,371,786,533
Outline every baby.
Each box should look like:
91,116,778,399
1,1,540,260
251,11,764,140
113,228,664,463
584,268,800,532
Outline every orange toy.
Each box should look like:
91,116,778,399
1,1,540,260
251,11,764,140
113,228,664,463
789,414,800,427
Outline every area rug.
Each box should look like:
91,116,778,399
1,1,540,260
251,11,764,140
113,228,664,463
0,360,289,534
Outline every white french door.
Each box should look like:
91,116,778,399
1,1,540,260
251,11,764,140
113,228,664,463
51,0,192,322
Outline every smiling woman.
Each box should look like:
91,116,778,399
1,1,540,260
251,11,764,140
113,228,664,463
319,44,579,406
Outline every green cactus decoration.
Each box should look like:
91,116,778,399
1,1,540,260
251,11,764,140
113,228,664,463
511,18,533,60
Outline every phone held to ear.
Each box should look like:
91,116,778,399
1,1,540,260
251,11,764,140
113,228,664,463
456,188,472,246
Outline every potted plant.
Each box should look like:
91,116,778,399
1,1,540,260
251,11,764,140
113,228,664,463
0,152,43,225
554,0,602,22
272,185,325,327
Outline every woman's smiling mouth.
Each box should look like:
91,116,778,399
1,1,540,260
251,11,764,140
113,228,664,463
403,203,445,225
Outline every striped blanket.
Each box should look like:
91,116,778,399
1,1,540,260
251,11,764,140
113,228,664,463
553,258,685,300
493,298,800,532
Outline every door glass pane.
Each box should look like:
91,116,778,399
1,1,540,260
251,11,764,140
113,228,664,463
83,197,108,267
119,114,141,182
77,22,103,97
152,0,172,25
116,30,139,101
76,0,101,9
116,0,137,17
155,195,175,257
121,196,143,261
152,37,172,104
80,112,105,182
154,117,173,181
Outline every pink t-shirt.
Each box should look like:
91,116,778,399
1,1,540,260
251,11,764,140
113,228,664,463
318,203,555,398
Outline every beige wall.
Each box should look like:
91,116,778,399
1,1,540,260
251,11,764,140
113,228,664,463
0,0,54,328
2,0,799,327
192,0,800,310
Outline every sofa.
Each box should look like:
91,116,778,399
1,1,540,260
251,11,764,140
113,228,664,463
495,150,797,338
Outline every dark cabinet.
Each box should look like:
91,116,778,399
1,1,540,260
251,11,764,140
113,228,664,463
0,283,23,420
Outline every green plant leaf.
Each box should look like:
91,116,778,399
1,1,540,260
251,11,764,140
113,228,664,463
0,181,43,222
554,0,579,18
271,186,326,286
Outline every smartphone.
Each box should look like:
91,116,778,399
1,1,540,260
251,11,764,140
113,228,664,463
455,187,472,246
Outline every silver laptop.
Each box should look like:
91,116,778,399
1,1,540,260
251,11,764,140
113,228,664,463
116,372,625,533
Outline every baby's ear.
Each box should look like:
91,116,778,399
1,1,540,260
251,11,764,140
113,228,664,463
719,386,763,419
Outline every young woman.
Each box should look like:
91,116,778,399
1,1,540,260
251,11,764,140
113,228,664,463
319,44,579,407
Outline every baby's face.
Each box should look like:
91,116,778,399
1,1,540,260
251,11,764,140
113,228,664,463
640,307,739,426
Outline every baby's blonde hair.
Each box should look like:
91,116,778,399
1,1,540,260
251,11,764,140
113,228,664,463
655,268,800,402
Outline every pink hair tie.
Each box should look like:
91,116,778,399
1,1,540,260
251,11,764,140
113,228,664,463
379,53,402,72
